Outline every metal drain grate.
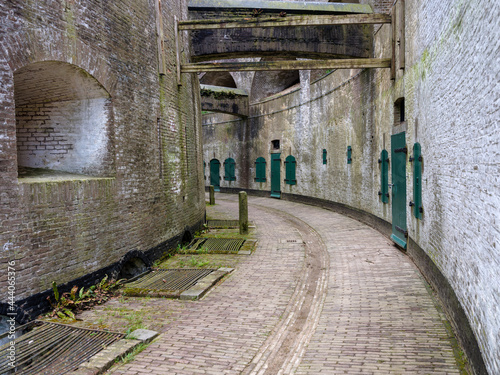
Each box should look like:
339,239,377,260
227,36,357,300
187,238,245,253
0,321,123,375
126,269,215,292
206,219,240,228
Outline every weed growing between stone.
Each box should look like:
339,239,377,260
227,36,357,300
46,275,124,320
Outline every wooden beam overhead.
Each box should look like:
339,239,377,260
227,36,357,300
178,13,391,30
182,58,391,73
188,0,373,14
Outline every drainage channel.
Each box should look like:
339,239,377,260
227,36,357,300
123,268,233,300
206,220,254,229
185,237,258,254
125,269,215,293
0,321,123,374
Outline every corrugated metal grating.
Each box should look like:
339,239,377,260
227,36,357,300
187,238,245,254
125,269,215,292
0,321,123,375
206,219,240,228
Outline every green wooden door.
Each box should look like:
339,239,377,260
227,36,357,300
270,153,281,198
391,132,407,249
210,159,220,192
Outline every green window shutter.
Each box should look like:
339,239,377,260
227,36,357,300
347,146,352,164
322,149,327,165
255,157,266,182
284,155,297,185
411,143,423,219
224,158,236,181
378,150,389,203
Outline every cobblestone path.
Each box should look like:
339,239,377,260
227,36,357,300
110,194,463,375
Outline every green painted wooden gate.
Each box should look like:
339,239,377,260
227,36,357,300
209,159,221,192
270,153,281,198
391,132,407,249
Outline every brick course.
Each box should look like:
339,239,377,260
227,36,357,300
0,0,204,317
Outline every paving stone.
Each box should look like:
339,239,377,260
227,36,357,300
108,194,464,375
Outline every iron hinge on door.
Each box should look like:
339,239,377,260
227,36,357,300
395,225,408,237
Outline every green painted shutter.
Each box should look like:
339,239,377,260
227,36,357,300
347,146,352,164
209,159,221,191
284,155,297,185
322,149,327,165
412,143,423,219
271,153,281,198
224,158,236,181
390,132,407,249
255,157,266,182
379,150,389,203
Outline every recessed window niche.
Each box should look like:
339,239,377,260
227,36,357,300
14,61,114,179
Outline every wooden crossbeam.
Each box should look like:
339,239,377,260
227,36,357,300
178,13,391,30
182,58,391,73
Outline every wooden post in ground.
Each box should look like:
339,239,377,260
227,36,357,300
209,185,215,205
239,191,248,235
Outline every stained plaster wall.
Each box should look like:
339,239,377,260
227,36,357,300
202,0,500,372
0,0,205,314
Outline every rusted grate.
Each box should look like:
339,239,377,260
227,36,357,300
187,238,245,254
206,219,240,228
0,321,123,375
125,269,215,292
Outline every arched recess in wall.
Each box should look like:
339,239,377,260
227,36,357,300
200,72,237,88
14,61,114,178
250,58,300,102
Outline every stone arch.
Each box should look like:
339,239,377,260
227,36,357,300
250,59,300,102
112,250,152,280
200,72,237,88
13,61,114,177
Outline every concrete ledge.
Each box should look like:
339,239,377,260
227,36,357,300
180,267,234,300
238,239,257,255
69,329,159,375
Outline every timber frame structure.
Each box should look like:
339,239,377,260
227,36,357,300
173,1,403,83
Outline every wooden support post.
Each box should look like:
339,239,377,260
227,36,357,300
155,0,166,75
209,185,215,205
390,6,397,80
182,58,391,73
399,0,405,70
239,191,248,235
174,15,182,86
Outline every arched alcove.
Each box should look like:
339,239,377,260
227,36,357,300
250,59,300,102
200,72,237,88
14,61,114,178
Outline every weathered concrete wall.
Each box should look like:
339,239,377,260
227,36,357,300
0,0,205,316
203,0,499,372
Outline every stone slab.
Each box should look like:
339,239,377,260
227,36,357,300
180,267,234,300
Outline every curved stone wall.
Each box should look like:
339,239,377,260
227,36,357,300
202,0,499,373
0,0,205,317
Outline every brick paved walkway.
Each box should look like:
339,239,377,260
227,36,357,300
110,193,463,375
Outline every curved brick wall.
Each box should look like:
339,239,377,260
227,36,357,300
0,0,205,316
202,0,499,373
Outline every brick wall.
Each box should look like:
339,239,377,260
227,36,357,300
202,0,499,372
0,0,205,316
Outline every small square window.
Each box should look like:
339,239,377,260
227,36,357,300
271,140,280,150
